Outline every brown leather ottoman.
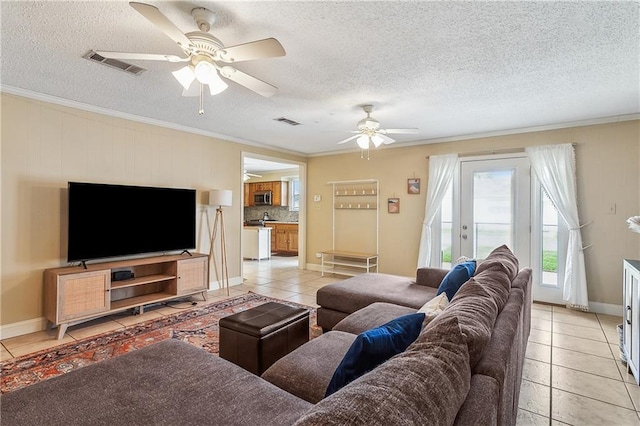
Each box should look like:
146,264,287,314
219,302,310,375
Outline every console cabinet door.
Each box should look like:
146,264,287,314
176,256,208,295
624,260,640,385
56,270,110,322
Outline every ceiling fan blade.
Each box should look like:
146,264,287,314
383,128,419,134
129,2,192,50
219,66,277,97
95,51,188,62
379,134,396,145
216,38,286,63
337,134,360,144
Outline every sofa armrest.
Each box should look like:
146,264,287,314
416,267,449,288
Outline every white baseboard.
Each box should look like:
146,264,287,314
1,283,623,340
1,277,247,340
208,276,244,290
588,301,623,317
306,263,322,273
0,317,48,340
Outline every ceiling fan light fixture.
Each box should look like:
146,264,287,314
194,60,217,84
172,65,196,90
371,134,384,147
356,135,370,150
358,117,380,131
206,70,228,95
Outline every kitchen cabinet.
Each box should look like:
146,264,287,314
274,223,298,253
272,181,289,207
262,223,298,254
624,259,640,385
244,183,253,206
253,182,273,192
243,181,289,207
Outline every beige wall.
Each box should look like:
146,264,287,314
307,120,640,307
2,90,639,331
0,93,305,328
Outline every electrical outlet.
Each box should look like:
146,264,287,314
313,194,322,202
315,252,322,259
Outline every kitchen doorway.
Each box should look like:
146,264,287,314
241,154,306,277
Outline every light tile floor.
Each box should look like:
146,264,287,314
2,256,639,425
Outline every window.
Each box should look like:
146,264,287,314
289,179,300,211
532,179,567,289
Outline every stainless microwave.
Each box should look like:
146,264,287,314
254,191,272,205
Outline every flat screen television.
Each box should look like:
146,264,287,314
67,182,196,263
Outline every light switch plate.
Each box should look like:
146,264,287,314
313,194,322,202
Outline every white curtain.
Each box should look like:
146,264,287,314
417,154,458,268
526,144,589,311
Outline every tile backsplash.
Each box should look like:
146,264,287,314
244,206,299,222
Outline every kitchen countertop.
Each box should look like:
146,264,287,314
263,221,298,224
244,221,298,227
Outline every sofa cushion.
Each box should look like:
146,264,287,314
316,273,437,314
436,260,476,301
471,266,511,312
454,374,500,425
294,316,471,426
0,339,313,426
417,292,449,327
333,302,416,335
475,244,519,281
261,331,357,404
325,312,425,397
428,278,499,368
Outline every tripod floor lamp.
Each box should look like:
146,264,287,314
208,189,232,296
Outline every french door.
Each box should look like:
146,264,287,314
456,156,531,265
438,154,564,304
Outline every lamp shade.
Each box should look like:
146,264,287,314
209,189,232,207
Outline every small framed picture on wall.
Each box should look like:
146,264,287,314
388,198,400,213
407,178,420,194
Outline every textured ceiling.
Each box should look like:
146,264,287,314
1,1,638,156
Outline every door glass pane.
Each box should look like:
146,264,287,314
473,170,513,259
542,191,559,287
441,184,453,268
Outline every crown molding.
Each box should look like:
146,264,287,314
0,85,308,158
307,113,640,157
3,85,636,159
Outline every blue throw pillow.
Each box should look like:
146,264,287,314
324,312,425,397
436,260,476,301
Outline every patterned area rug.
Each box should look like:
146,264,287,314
1,292,320,394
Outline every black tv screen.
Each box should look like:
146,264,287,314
67,182,196,262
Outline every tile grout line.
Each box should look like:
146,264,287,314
603,313,640,414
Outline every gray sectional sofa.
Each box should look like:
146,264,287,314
1,245,531,426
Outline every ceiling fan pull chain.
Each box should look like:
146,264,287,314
198,83,205,115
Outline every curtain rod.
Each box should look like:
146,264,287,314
425,143,577,159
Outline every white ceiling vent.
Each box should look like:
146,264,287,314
274,117,301,126
83,50,146,75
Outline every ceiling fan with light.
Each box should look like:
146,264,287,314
95,2,286,114
337,104,419,150
243,170,262,181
